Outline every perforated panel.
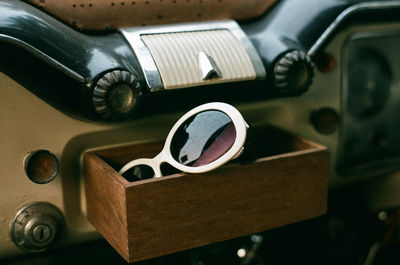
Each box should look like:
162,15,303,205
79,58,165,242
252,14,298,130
23,0,278,31
141,30,256,89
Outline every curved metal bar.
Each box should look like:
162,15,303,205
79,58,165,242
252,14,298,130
242,0,400,67
0,33,85,82
241,0,351,68
308,1,400,56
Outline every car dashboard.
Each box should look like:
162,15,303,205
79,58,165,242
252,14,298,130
1,0,400,264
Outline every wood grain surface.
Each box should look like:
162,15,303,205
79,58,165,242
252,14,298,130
84,154,129,258
84,128,329,262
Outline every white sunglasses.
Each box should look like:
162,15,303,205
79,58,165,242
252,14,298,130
119,102,248,180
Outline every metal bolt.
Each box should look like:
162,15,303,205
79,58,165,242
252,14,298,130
32,224,52,243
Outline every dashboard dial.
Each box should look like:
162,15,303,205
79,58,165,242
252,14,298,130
347,48,392,118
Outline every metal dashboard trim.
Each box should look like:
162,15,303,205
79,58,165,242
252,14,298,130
120,20,266,92
0,34,85,83
308,1,400,56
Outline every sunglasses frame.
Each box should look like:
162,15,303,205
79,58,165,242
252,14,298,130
119,102,248,178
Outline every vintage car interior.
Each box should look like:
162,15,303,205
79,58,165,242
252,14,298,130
1,0,400,264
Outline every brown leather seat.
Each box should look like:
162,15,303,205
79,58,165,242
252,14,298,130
23,0,278,31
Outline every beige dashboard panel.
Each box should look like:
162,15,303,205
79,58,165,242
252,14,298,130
23,0,279,31
0,72,176,258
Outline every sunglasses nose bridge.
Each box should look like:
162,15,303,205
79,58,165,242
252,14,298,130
152,152,166,178
118,157,161,178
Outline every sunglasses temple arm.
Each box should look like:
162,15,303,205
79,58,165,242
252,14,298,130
232,146,245,160
231,120,248,160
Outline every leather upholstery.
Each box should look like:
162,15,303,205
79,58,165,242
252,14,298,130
23,0,278,31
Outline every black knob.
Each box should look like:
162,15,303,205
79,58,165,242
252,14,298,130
273,50,314,95
92,70,142,120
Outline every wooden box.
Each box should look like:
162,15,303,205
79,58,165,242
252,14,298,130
83,126,329,262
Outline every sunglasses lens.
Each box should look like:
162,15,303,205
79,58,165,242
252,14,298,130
121,164,155,182
170,110,236,167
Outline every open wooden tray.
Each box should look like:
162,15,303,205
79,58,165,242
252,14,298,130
83,126,329,263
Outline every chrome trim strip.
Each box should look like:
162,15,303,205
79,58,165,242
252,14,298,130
120,29,163,91
0,34,85,83
308,1,400,56
227,22,266,80
121,20,266,92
